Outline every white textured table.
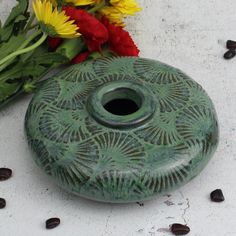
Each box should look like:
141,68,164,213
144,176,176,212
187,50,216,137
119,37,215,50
1,0,236,235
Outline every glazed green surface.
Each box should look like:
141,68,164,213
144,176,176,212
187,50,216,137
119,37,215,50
25,57,219,203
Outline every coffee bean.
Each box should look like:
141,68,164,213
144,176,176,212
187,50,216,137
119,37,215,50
0,168,12,181
46,218,60,229
224,50,236,60
210,189,225,202
226,40,236,50
136,202,144,207
0,198,6,209
170,224,190,235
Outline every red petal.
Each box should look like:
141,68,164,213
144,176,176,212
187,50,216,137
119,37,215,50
71,51,90,64
63,6,108,52
102,18,139,57
47,37,63,51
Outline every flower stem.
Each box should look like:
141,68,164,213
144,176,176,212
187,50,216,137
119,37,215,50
88,0,105,14
24,13,36,32
0,30,43,73
20,30,42,50
27,23,39,31
0,33,47,67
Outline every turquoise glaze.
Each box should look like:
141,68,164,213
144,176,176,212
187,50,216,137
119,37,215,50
25,57,219,203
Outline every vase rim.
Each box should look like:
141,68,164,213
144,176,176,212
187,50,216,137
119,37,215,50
86,80,157,129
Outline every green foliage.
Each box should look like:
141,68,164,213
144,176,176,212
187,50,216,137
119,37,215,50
0,44,68,82
0,0,29,42
0,0,84,108
0,35,26,59
0,80,20,103
0,47,68,104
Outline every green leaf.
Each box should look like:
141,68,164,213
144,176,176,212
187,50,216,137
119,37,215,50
0,27,14,43
0,80,19,103
0,49,68,82
31,52,69,67
21,42,69,65
20,41,48,62
0,34,26,59
0,0,29,42
3,0,28,27
24,43,69,68
20,52,68,78
0,37,69,105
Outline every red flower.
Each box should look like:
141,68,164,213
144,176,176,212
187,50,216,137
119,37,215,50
63,6,108,52
102,18,140,57
71,51,90,64
47,37,63,51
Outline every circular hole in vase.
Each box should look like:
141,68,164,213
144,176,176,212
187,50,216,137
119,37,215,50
102,88,142,116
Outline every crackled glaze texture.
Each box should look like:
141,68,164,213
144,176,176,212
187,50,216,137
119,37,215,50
25,57,219,203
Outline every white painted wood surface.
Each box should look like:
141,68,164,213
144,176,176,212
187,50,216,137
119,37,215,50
0,0,236,235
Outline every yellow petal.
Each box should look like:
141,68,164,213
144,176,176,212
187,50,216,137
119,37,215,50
63,0,97,6
33,0,80,38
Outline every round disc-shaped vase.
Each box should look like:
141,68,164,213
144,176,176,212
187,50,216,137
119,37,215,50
25,57,219,203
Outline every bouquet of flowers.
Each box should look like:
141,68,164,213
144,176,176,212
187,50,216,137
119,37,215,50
0,0,141,108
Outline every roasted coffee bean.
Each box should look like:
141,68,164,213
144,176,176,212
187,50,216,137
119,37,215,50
224,50,236,60
170,224,190,235
226,40,236,50
0,168,12,181
210,189,225,202
136,202,144,207
46,218,60,229
0,198,6,209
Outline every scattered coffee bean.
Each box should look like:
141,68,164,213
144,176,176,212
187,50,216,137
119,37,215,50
170,224,190,235
226,40,236,50
210,189,225,202
224,50,236,60
0,198,6,209
0,168,12,181
46,218,60,229
136,202,144,207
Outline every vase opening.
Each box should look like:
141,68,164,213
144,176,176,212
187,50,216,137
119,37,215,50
102,88,142,116
87,80,156,129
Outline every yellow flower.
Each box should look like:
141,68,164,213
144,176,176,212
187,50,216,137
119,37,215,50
100,7,124,26
48,0,57,5
33,0,81,38
63,0,100,6
110,0,141,15
99,0,142,26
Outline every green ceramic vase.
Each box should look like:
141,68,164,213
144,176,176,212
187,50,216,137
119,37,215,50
25,57,219,203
